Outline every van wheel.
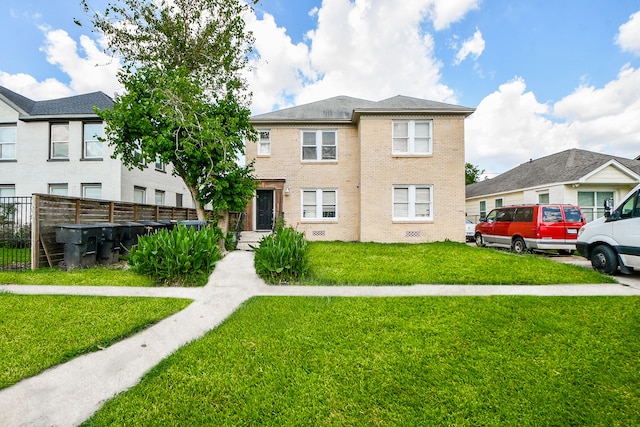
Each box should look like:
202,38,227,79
474,233,484,247
512,237,527,254
590,245,618,275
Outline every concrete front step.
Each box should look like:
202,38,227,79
237,231,272,251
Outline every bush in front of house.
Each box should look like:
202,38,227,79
252,226,309,284
127,225,222,286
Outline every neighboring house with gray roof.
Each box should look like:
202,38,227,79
246,95,475,243
465,148,640,222
0,85,191,206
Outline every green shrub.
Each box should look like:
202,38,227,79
127,225,222,286
252,226,309,284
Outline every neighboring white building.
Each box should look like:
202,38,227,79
0,86,191,206
466,149,640,222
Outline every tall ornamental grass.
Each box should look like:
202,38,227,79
127,225,222,286
253,226,308,284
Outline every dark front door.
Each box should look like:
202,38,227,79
256,189,274,230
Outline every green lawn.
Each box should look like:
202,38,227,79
0,293,192,389
0,266,157,286
83,296,640,426
304,241,613,285
0,247,30,267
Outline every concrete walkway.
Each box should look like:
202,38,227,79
1,251,639,427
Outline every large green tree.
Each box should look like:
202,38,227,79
465,162,485,185
79,0,259,222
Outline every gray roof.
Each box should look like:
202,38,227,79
466,148,640,198
0,85,113,120
251,95,474,123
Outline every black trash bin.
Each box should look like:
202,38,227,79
55,224,102,270
94,222,127,265
137,221,163,235
118,222,145,256
158,219,177,231
178,220,208,231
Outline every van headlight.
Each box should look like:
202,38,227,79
578,226,585,237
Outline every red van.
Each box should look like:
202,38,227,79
474,204,586,254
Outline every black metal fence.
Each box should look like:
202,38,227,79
0,196,32,270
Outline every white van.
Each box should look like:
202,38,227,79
576,183,640,274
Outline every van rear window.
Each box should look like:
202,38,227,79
563,207,583,222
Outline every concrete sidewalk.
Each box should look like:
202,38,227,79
1,250,639,426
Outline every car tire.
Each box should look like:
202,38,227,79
590,245,618,275
512,237,527,254
474,233,484,247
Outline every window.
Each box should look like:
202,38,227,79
0,185,15,198
538,192,550,204
49,184,68,196
155,156,165,172
479,201,487,219
392,120,432,155
618,191,639,219
578,191,614,221
258,130,271,155
301,130,336,161
176,193,183,207
83,123,103,159
302,189,337,220
82,183,102,199
155,190,165,206
393,185,433,220
133,186,146,204
50,124,69,159
0,125,16,160
495,198,503,208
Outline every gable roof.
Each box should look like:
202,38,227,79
0,85,113,121
466,148,640,198
251,95,474,124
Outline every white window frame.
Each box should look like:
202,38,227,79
82,183,102,199
50,123,69,159
301,189,337,221
134,186,146,204
301,130,337,162
392,120,432,155
495,198,503,208
48,184,68,196
258,130,271,156
0,125,17,160
83,122,103,159
155,190,165,206
393,185,433,221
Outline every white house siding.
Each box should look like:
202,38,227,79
120,163,192,207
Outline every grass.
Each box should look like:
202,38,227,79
0,247,30,266
83,296,640,426
0,265,157,286
304,241,614,285
0,293,192,389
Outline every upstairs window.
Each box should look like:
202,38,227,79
302,130,337,161
302,189,337,220
83,123,103,159
0,125,16,160
155,156,165,172
50,123,69,159
393,185,433,220
258,131,271,155
392,120,432,155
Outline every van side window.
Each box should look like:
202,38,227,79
486,210,497,221
563,207,583,222
496,209,514,222
619,191,638,219
542,206,562,223
514,207,533,222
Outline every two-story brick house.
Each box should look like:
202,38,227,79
0,85,191,205
245,95,474,243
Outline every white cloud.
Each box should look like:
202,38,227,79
616,11,640,56
465,78,577,177
0,72,72,100
454,28,485,65
40,28,122,97
427,0,481,30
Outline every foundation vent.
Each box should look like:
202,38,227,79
405,231,421,238
312,230,326,237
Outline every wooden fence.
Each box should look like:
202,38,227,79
32,194,206,269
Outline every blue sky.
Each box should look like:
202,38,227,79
1,0,640,177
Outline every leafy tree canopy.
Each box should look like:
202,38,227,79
79,0,259,220
465,163,485,185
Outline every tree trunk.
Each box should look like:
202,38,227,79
187,185,206,221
